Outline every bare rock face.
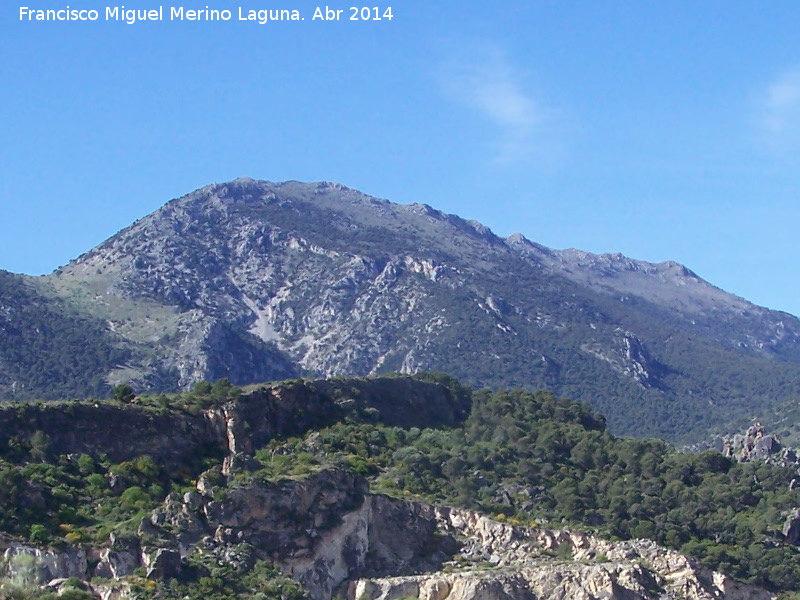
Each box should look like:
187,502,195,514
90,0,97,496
783,508,800,545
203,469,368,553
0,468,774,600
348,507,773,600
91,548,138,579
351,573,537,600
581,330,667,388
0,545,87,587
348,564,765,600
142,547,182,580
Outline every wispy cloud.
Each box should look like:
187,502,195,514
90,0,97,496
437,44,560,166
760,66,800,153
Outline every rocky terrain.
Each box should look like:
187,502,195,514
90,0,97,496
3,373,800,599
346,507,773,600
4,179,800,440
0,375,470,468
0,469,774,600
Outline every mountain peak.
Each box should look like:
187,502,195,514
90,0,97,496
5,179,800,442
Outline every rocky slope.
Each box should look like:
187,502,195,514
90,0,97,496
347,507,773,600
4,179,800,440
0,467,774,600
507,236,800,360
1,374,795,600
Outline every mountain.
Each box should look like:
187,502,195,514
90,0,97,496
3,178,800,442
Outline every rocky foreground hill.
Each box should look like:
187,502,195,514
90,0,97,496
0,374,791,600
1,470,773,600
4,179,800,441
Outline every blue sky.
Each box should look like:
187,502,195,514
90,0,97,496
2,2,800,315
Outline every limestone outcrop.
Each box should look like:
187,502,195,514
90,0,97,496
0,468,773,600
723,422,788,464
349,506,773,600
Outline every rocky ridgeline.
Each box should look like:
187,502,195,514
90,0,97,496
1,466,773,600
0,375,470,467
6,178,799,442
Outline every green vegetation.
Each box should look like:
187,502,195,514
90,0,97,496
0,450,184,545
252,386,800,592
0,380,246,546
1,577,97,600
3,374,800,596
126,554,308,600
0,271,125,401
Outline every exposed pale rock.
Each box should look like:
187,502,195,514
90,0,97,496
349,506,773,600
0,469,775,600
1,544,87,587
142,547,182,580
92,548,138,579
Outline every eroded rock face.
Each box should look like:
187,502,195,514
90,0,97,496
203,468,368,557
0,375,469,469
350,572,538,600
135,468,453,599
581,331,667,389
91,548,138,580
142,548,182,580
349,506,774,600
0,469,774,600
0,545,87,587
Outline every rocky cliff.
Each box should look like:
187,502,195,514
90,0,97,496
1,374,793,600
348,506,773,600
0,467,773,600
0,375,470,466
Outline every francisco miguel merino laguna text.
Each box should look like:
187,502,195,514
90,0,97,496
19,6,308,24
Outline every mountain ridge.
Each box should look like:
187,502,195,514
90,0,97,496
3,178,800,442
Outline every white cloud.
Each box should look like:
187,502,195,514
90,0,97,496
437,45,557,165
761,66,800,151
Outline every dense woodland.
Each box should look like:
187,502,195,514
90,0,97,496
2,374,800,598
0,271,122,401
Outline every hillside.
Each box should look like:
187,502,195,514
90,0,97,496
0,270,126,400
2,179,800,441
0,374,794,599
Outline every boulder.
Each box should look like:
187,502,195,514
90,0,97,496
784,508,800,545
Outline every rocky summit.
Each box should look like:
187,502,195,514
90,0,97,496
3,178,800,441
